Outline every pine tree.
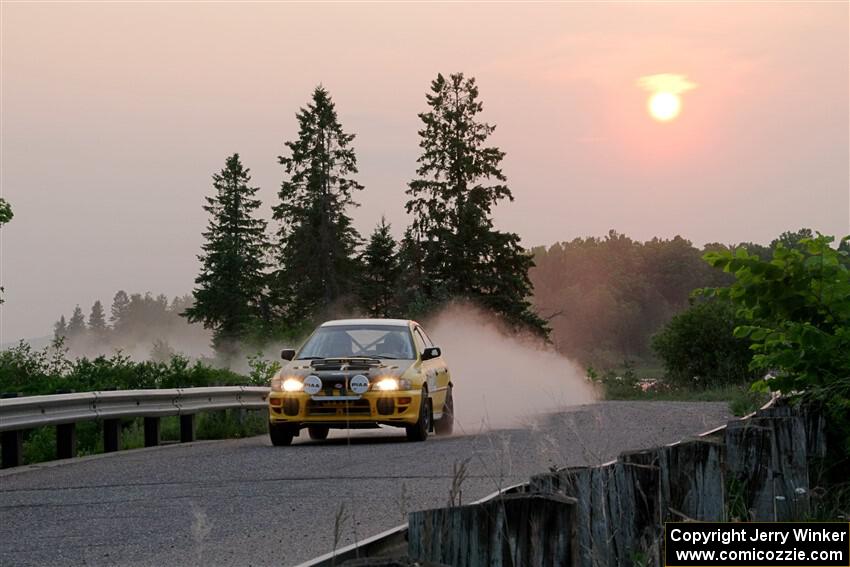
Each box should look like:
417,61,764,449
272,86,363,322
405,72,547,334
66,305,87,339
88,300,108,341
54,315,68,339
183,153,269,362
110,290,130,333
358,218,400,317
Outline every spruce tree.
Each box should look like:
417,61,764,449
184,153,268,361
405,72,547,334
358,218,400,317
54,315,68,339
67,305,87,339
272,86,363,322
88,300,108,341
110,290,130,333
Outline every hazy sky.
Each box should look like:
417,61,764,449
1,2,848,341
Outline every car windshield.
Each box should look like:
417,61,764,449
297,325,415,360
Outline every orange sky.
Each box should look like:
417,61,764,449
1,2,848,340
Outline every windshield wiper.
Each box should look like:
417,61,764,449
372,355,398,359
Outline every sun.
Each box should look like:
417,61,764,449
648,91,681,122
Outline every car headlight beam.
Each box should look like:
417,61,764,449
282,377,304,392
374,377,411,391
374,378,399,391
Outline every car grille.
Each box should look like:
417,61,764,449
306,399,371,416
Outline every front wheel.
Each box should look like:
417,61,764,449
269,423,295,446
308,426,329,440
406,390,431,442
434,386,454,436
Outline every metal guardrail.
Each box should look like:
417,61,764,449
0,386,270,432
0,386,270,468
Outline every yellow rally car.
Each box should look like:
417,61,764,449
267,318,454,446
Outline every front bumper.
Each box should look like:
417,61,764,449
268,390,422,428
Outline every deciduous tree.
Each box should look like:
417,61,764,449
703,234,850,460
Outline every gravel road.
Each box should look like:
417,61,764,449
0,401,733,567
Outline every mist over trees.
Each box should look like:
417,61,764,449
175,76,547,361
52,291,204,359
531,231,734,367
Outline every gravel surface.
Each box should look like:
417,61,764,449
0,401,733,567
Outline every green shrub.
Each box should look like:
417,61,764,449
0,339,250,396
651,299,759,389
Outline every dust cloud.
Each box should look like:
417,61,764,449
425,304,598,431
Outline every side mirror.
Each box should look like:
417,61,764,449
280,349,296,361
421,346,441,361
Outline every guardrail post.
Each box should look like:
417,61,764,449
103,418,121,452
0,393,23,469
57,423,76,459
144,417,160,447
1,430,23,469
180,414,195,443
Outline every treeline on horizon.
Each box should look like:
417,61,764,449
50,226,826,372
530,228,829,368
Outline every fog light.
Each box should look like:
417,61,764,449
282,378,304,392
377,398,394,415
283,398,300,416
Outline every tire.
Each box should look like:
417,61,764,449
406,390,431,442
269,423,295,446
434,386,454,436
308,426,329,440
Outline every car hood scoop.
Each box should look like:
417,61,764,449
310,358,382,371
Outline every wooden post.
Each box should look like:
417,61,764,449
531,460,663,567
408,493,576,567
56,423,76,459
144,417,160,447
658,438,726,523
1,430,23,469
103,418,121,453
0,393,23,468
180,414,195,443
726,415,809,521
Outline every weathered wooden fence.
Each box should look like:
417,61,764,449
406,401,826,567
409,493,576,567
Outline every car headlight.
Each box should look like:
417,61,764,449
282,378,304,392
374,377,412,391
